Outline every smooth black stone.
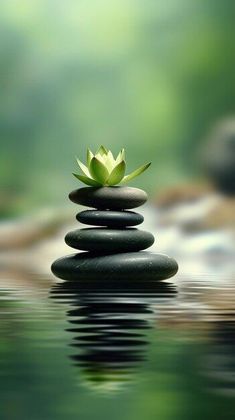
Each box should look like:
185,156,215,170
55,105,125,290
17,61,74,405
76,210,144,227
65,228,154,252
51,251,178,281
69,187,148,210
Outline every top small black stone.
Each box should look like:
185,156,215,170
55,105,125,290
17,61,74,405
69,186,148,210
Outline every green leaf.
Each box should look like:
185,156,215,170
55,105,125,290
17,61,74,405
107,160,126,185
89,157,110,183
120,162,151,184
87,149,94,166
95,153,105,165
115,148,125,164
121,148,125,160
96,145,108,156
72,173,102,186
76,158,91,177
104,150,115,172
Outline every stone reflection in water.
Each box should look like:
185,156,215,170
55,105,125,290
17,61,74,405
50,279,177,392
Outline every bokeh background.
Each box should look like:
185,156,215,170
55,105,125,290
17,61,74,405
1,0,235,217
1,2,235,419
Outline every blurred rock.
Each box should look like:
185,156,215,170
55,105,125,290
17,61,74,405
154,118,235,232
202,118,235,195
0,207,72,250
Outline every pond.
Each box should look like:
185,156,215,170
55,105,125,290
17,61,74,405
1,264,235,420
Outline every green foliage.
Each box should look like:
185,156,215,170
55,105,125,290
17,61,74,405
73,146,151,186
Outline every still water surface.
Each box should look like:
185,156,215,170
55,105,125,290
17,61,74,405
1,267,235,420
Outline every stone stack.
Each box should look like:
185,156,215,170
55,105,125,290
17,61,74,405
51,186,178,281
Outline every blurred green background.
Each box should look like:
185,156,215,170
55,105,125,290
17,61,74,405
1,0,235,217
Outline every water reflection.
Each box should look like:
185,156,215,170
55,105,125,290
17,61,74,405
205,317,235,397
50,279,177,391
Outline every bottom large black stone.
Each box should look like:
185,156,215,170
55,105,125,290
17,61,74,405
51,251,178,281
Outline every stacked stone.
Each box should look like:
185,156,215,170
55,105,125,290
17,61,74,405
51,186,178,281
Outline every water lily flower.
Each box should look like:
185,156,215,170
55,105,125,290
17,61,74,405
73,146,151,186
